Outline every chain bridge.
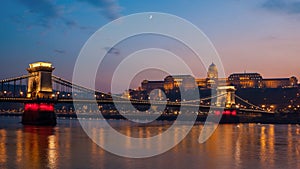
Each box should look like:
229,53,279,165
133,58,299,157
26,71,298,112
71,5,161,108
0,62,274,125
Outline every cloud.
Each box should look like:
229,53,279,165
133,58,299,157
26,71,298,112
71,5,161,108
17,0,61,27
104,47,120,55
16,0,78,28
15,0,122,29
62,18,78,28
262,0,300,14
54,49,66,54
77,0,122,20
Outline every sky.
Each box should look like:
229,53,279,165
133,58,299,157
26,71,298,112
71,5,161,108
1,0,300,92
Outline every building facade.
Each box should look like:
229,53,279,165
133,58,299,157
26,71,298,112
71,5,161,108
141,80,164,91
228,73,263,88
164,75,196,91
134,63,299,100
228,73,298,88
262,77,298,88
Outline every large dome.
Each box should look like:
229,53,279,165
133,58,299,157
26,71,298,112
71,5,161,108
207,62,218,79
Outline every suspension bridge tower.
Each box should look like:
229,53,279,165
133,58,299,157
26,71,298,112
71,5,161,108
22,62,56,126
216,86,236,108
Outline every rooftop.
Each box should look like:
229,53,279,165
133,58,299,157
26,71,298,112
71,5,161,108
29,62,52,68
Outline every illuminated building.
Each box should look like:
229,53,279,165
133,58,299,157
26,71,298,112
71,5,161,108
206,63,218,87
141,75,196,92
228,73,263,88
195,78,207,88
195,62,227,88
140,80,165,100
262,76,298,88
207,62,218,79
164,75,196,90
137,63,299,103
138,75,197,101
228,73,298,88
141,80,164,91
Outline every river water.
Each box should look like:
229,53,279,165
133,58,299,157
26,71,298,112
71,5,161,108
0,116,299,169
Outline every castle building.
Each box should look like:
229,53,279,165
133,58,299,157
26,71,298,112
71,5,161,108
228,73,263,88
207,62,218,79
138,63,298,98
206,63,218,87
141,80,164,91
262,77,298,88
228,73,298,88
164,75,196,91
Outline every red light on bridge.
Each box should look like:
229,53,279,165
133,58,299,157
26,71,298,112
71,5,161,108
215,111,221,115
214,110,237,116
39,103,54,111
231,110,237,116
223,110,231,115
24,103,39,111
24,103,54,112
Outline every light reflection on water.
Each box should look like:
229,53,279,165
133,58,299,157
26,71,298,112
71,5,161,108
0,117,299,169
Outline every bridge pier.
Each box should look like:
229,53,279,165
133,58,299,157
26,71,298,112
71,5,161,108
22,62,56,126
22,102,56,126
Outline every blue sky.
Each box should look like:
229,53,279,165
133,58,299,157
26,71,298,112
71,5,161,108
1,0,300,91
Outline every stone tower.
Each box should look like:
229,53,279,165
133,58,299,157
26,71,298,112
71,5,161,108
27,62,54,99
22,62,56,126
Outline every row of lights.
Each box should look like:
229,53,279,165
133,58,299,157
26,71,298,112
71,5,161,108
261,104,276,112
261,104,300,112
1,91,24,95
53,92,106,98
52,92,72,98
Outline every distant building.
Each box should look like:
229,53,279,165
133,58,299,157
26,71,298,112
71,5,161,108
195,78,207,88
137,64,298,101
228,73,298,88
142,75,196,92
141,80,164,92
122,90,130,99
207,62,218,79
128,89,148,100
228,73,263,88
141,80,165,100
164,75,196,91
206,63,218,87
262,76,298,88
195,63,227,88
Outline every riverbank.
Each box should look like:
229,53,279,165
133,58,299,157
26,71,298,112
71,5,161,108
1,112,300,124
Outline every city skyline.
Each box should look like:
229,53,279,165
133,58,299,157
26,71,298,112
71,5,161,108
2,1,300,167
1,0,300,92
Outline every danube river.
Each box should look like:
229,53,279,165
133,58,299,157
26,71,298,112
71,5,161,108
0,116,300,169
